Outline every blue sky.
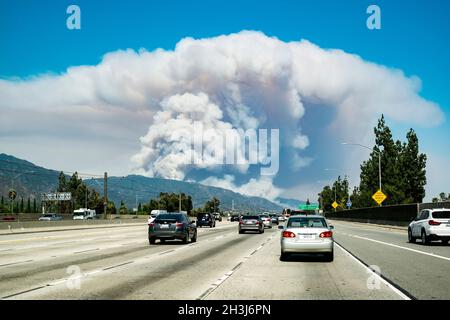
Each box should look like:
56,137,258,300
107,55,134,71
1,0,449,201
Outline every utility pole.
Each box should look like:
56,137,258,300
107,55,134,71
85,186,88,209
179,193,182,212
104,172,108,220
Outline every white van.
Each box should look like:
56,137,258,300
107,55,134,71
148,209,167,224
73,208,97,220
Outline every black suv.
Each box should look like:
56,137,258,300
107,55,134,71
196,212,216,228
230,214,240,222
148,213,197,244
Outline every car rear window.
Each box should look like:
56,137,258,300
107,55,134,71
288,218,327,228
242,215,259,220
432,211,450,219
155,214,183,222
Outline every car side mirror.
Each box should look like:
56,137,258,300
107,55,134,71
329,225,334,230
278,225,285,230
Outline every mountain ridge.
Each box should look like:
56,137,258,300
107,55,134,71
0,153,305,212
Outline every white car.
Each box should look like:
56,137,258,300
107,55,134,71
408,209,450,245
279,215,334,262
259,214,272,228
277,215,286,222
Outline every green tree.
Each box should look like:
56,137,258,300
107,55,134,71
33,198,37,213
119,200,128,215
26,197,31,213
107,201,117,215
204,197,220,213
400,129,427,203
20,198,24,213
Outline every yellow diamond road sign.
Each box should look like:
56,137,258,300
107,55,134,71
332,201,338,209
372,190,387,205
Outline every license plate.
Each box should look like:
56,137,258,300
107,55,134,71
298,234,314,239
160,224,169,229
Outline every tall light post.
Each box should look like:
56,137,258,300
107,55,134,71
341,142,382,199
342,142,381,191
324,169,351,210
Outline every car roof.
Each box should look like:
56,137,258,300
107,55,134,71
428,208,450,212
287,214,324,219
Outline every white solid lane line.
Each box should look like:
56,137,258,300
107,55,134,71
349,234,450,262
334,243,411,300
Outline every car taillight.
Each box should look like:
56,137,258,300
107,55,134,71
239,220,243,224
148,222,155,227
282,231,296,238
429,220,441,226
176,222,184,228
319,231,333,238
255,221,260,225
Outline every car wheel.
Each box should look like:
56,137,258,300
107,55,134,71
421,230,429,245
160,239,165,244
191,231,197,243
442,240,449,245
183,231,189,244
280,252,289,261
149,238,155,245
239,230,244,234
408,229,416,243
324,251,334,262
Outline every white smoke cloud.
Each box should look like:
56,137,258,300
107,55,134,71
0,30,444,199
200,175,282,201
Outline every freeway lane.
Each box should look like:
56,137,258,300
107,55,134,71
0,220,405,300
330,220,450,300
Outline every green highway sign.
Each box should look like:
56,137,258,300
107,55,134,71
298,204,319,210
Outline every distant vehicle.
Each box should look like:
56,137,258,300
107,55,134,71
39,213,63,221
73,208,97,220
230,213,240,222
196,212,216,228
289,210,307,216
1,216,16,221
239,215,264,234
148,213,197,244
148,210,167,224
278,215,286,222
259,214,273,228
213,212,222,222
278,215,334,262
408,209,450,245
269,213,279,225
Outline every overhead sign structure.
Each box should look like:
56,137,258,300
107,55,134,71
332,201,339,209
8,189,17,200
372,190,387,205
42,192,72,201
298,204,319,211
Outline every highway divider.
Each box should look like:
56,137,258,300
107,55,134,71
324,204,418,227
324,201,450,227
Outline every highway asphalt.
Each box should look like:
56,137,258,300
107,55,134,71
0,219,447,300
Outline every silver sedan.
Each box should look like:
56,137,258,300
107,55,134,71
278,215,334,262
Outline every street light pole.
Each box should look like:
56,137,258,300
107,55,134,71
341,142,382,205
